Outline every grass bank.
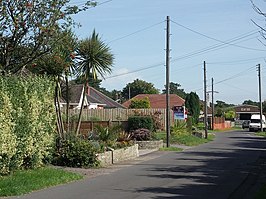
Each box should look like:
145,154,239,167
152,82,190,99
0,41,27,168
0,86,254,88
0,167,83,197
154,131,214,146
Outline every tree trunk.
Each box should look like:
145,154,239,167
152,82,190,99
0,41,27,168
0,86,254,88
56,79,65,139
65,75,70,133
54,80,62,138
75,82,87,136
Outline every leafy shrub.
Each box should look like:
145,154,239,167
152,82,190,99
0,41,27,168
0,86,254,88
131,128,152,141
53,136,99,168
128,97,150,108
170,120,189,136
0,76,56,175
128,116,154,131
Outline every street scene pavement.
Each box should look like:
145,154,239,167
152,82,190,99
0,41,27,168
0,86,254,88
10,130,266,199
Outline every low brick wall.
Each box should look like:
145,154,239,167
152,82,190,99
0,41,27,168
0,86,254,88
97,144,139,167
135,140,164,149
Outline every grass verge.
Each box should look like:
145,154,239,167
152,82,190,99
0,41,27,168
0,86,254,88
159,147,183,152
154,131,214,146
255,132,266,137
0,167,83,197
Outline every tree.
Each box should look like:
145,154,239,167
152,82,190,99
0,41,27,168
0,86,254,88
75,30,114,135
162,82,186,99
128,97,151,109
185,92,200,124
224,109,236,121
0,0,96,73
29,29,78,138
242,100,259,107
122,79,159,100
215,100,234,109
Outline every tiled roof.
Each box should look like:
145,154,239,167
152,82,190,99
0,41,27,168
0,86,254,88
66,84,125,109
88,86,125,108
122,94,185,109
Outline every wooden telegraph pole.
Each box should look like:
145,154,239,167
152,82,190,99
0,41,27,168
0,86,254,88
204,61,208,139
166,16,170,147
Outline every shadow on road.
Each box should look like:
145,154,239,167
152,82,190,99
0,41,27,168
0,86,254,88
135,131,266,199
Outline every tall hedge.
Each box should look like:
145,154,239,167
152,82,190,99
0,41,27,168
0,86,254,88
0,76,56,175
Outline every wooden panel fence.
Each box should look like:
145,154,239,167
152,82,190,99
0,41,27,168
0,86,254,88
64,108,174,131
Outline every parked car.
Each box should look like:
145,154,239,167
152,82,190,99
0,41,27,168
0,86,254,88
242,120,250,129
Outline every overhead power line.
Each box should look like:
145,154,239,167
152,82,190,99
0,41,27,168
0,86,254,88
215,65,256,85
170,30,262,63
107,21,164,44
171,20,266,52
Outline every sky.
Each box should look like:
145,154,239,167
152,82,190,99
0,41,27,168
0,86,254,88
70,0,266,105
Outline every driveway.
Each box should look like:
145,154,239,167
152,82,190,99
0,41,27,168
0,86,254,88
9,130,266,199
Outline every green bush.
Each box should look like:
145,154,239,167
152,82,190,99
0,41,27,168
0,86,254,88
53,136,99,168
128,97,150,108
171,120,189,136
0,76,56,175
128,116,154,132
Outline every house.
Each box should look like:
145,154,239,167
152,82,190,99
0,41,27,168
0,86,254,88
122,94,187,120
122,94,185,109
61,84,125,109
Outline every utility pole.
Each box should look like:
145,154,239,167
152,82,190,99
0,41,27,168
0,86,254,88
207,80,218,130
212,78,214,131
166,16,170,147
257,64,263,132
204,61,208,139
211,78,219,130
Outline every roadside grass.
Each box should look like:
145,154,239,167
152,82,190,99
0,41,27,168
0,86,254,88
208,126,242,133
0,167,83,197
159,147,183,152
255,131,266,137
154,131,214,146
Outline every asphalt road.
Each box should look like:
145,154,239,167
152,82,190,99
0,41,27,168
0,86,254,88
11,130,266,199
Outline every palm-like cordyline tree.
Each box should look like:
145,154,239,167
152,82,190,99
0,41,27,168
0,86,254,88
75,30,114,135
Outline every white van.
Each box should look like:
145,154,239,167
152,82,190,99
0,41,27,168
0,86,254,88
249,114,266,132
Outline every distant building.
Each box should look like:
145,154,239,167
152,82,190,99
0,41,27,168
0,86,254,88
234,105,259,120
61,84,125,109
122,94,185,109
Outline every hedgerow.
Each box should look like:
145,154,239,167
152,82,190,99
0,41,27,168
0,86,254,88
0,76,56,175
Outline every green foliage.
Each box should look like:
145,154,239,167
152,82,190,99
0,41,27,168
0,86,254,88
128,97,151,109
171,120,188,136
162,82,187,99
185,92,200,124
243,100,259,107
53,136,99,168
224,110,236,121
122,79,159,100
75,30,114,135
93,125,118,143
0,0,96,73
0,76,56,175
128,116,154,131
215,108,224,117
0,92,17,175
186,117,193,133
